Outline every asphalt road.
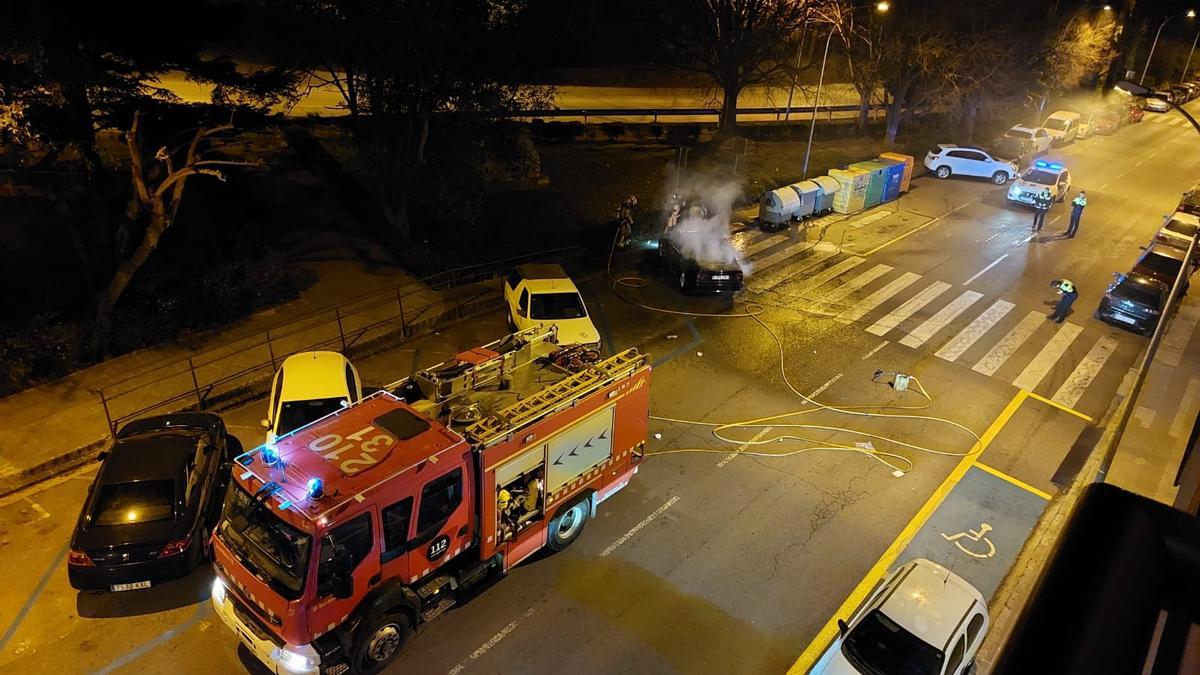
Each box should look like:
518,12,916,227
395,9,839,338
2,106,1199,675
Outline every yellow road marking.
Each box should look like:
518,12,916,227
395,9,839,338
974,461,1053,500
1026,391,1093,422
786,390,1028,674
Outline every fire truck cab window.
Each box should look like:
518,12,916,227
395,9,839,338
381,497,414,562
317,512,372,595
415,469,463,541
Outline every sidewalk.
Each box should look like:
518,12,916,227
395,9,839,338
0,248,501,495
1105,298,1200,503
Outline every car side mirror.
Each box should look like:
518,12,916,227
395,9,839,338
260,418,271,429
837,619,850,637
96,451,108,463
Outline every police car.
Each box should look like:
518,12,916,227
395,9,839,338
1007,160,1072,207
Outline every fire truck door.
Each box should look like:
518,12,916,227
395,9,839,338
407,466,470,580
311,508,381,633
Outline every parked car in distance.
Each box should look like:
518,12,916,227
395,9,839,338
67,413,231,591
504,263,602,346
1096,272,1170,336
991,136,1038,171
659,219,746,293
1125,102,1145,123
1042,110,1081,145
1132,243,1191,294
1092,108,1121,135
1154,211,1200,262
1008,160,1072,206
923,144,1017,184
1179,184,1200,217
1004,125,1052,154
811,558,990,675
263,351,362,443
1075,112,1096,139
1144,95,1170,112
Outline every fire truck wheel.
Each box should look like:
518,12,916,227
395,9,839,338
353,613,412,673
548,501,589,551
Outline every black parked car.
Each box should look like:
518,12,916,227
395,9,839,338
1096,272,1169,336
659,223,745,293
991,136,1038,171
68,413,231,591
1132,243,1192,294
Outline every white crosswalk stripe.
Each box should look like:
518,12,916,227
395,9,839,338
817,264,893,305
1051,336,1118,408
752,245,840,289
1012,322,1083,391
837,272,922,325
786,256,866,297
1170,378,1200,438
866,281,952,337
935,299,1014,362
899,290,983,348
973,310,1045,376
742,232,788,257
749,240,818,273
849,210,892,229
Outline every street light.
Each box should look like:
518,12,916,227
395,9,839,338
1103,4,1112,10
800,1,890,179
1141,9,1197,84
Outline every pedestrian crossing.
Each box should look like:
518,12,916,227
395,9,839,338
1146,114,1192,127
720,225,1146,411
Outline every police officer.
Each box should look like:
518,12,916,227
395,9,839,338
1032,188,1052,233
1066,191,1087,237
616,195,637,249
1049,278,1078,323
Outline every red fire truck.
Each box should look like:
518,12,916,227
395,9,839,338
210,327,651,674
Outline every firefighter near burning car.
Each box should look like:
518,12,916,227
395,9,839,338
209,326,651,674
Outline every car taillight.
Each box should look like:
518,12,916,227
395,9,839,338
158,535,191,558
68,549,95,567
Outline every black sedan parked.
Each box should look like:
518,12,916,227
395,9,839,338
659,226,745,293
1096,272,1169,336
68,413,231,591
991,136,1038,171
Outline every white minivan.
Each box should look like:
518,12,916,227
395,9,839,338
1042,111,1081,145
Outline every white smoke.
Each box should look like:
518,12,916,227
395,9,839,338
661,174,751,275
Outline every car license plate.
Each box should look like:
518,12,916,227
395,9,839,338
711,274,730,281
1113,314,1137,325
111,580,151,592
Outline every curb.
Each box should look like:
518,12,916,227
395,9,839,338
0,295,505,500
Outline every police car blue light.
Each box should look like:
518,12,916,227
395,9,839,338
307,478,324,499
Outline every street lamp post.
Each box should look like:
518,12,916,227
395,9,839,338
1141,9,1196,85
800,1,889,179
1184,25,1200,81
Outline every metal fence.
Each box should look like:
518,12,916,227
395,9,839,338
95,246,583,436
512,102,892,124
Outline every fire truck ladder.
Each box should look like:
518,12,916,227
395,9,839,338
466,348,649,445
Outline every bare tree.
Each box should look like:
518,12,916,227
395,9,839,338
672,0,813,136
90,112,259,348
818,2,885,131
1037,11,1117,109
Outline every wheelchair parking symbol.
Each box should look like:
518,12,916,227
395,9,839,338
940,522,997,559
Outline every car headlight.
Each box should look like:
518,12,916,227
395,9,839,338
277,644,320,673
1008,185,1020,197
212,576,226,605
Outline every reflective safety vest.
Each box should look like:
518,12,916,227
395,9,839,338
1058,279,1076,294
1072,195,1087,209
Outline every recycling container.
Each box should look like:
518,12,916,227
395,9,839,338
810,176,841,214
759,187,801,227
788,180,820,219
878,152,915,192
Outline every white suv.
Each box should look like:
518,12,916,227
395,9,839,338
924,144,1017,184
813,558,990,675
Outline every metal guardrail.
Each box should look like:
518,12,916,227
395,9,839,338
95,245,583,436
512,102,891,124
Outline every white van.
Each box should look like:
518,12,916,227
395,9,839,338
1042,111,1081,145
